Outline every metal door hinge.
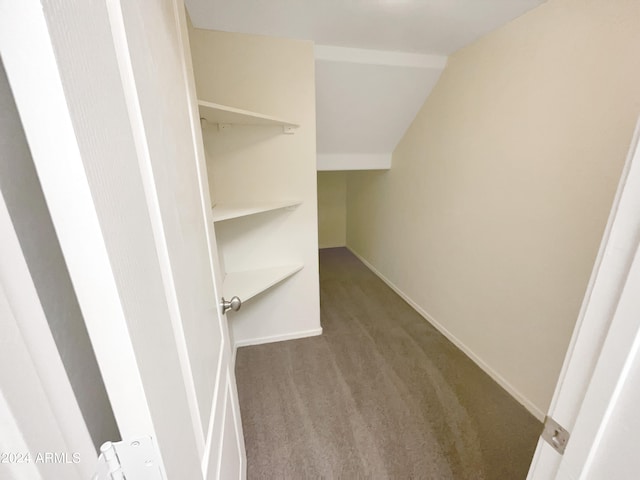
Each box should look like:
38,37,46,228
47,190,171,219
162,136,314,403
541,416,570,454
92,436,165,480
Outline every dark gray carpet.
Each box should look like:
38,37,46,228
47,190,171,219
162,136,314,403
236,247,541,479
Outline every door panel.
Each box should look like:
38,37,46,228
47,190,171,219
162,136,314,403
107,0,244,476
113,0,222,439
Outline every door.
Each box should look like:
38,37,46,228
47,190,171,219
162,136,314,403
527,119,640,478
0,0,245,479
105,1,246,477
104,1,247,478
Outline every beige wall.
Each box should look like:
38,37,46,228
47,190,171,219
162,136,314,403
347,0,640,417
318,172,347,248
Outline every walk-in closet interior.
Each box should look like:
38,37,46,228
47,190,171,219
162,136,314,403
186,0,640,477
2,0,639,478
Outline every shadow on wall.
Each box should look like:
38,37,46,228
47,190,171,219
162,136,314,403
0,59,119,450
317,171,347,249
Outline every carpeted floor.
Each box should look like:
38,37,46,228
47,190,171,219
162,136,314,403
235,247,541,479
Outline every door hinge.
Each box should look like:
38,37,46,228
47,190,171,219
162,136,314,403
541,416,570,454
92,436,165,480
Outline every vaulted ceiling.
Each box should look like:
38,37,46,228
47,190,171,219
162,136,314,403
186,0,546,169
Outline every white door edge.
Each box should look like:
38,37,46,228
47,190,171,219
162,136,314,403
104,0,206,457
559,238,640,477
527,117,640,478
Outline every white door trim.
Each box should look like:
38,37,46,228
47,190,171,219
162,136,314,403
0,0,156,441
0,188,95,480
559,235,640,477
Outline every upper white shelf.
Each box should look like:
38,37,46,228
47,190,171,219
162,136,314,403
223,264,303,304
212,200,301,223
198,100,299,131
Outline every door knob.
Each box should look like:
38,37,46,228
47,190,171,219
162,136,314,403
221,296,242,314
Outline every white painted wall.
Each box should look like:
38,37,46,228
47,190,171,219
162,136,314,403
317,172,347,249
188,28,321,346
0,59,118,451
346,0,640,419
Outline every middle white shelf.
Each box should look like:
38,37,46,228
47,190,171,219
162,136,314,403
212,200,302,223
223,264,304,304
198,100,299,130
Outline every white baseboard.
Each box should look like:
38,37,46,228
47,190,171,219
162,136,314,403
347,246,545,421
319,243,347,249
234,327,323,349
231,328,323,368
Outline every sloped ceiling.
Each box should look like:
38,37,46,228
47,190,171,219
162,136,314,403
185,0,545,170
186,0,545,55
315,46,446,170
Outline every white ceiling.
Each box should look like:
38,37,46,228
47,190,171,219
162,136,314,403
185,0,545,55
315,47,445,155
186,0,546,170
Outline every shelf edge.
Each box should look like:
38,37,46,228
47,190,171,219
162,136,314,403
212,200,302,223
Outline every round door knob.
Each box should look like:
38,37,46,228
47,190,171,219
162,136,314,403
221,296,242,314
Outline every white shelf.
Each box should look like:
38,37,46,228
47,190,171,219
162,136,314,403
198,100,299,130
212,200,301,223
223,264,303,303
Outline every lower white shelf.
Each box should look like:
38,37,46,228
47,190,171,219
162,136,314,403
223,264,303,304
